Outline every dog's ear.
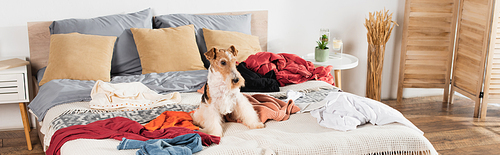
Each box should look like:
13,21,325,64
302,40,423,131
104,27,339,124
228,45,238,57
205,47,218,60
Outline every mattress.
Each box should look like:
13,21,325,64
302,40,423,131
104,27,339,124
60,114,434,155
36,81,438,155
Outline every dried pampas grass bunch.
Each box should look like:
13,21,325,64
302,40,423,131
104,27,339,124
364,9,398,101
364,9,398,45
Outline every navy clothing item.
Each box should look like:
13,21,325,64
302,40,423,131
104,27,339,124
117,133,203,155
238,62,280,92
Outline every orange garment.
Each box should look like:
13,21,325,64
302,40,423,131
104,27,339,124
197,85,205,94
226,94,301,123
144,111,199,131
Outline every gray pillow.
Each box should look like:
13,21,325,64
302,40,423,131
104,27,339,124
154,14,252,69
49,8,153,76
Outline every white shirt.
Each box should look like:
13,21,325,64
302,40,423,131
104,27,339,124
310,92,423,134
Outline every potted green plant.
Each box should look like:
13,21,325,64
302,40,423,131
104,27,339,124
315,34,329,62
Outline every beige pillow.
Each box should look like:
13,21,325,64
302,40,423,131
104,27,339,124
131,25,206,74
39,33,117,86
203,28,261,62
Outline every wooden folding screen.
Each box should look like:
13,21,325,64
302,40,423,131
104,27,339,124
450,0,495,118
397,0,459,103
482,1,500,118
398,0,497,118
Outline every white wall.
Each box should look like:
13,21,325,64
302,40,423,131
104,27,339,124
0,0,438,130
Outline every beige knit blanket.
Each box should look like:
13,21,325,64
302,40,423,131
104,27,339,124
59,113,437,155
90,80,181,111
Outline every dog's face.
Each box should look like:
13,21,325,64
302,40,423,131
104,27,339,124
205,45,245,90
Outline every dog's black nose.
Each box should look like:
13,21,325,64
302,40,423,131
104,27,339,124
232,78,239,83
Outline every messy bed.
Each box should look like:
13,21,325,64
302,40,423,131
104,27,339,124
26,9,437,155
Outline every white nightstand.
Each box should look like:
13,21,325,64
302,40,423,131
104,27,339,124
303,53,359,89
0,57,32,150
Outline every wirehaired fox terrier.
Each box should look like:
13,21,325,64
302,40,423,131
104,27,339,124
192,45,264,136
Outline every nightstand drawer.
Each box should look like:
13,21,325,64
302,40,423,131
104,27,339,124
0,74,26,102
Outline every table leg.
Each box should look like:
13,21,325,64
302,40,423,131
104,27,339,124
19,102,32,150
334,70,341,90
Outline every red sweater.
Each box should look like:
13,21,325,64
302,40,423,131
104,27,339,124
244,52,334,86
46,117,219,155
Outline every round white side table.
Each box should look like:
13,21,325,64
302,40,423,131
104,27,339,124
303,53,359,89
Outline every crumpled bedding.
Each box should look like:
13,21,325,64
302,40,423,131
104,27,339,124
311,92,423,134
40,81,337,151
50,104,198,133
38,81,438,155
60,114,438,155
143,111,199,131
226,94,300,123
90,80,182,111
237,62,280,92
117,134,203,155
29,70,208,121
244,52,334,86
47,117,220,155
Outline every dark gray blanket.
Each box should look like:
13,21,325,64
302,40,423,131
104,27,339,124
29,70,208,121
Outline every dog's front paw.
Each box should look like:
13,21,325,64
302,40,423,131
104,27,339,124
247,122,265,129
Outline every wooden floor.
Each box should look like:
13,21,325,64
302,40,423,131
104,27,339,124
384,95,500,155
0,129,44,155
0,95,499,154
